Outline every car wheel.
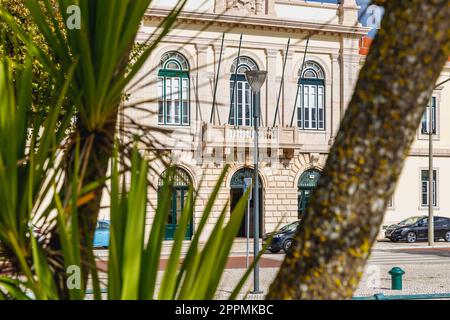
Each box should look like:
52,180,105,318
406,232,417,243
269,248,281,254
445,231,450,242
283,239,295,253
390,238,399,243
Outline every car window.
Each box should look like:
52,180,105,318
399,216,423,225
280,221,300,232
436,217,449,224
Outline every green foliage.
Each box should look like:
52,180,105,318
0,0,54,119
0,56,76,299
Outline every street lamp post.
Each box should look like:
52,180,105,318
428,104,434,246
245,70,267,294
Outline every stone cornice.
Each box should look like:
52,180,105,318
303,148,450,158
137,33,341,56
144,8,370,38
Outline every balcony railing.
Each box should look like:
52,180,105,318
201,122,301,157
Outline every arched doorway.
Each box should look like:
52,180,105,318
230,168,263,238
158,167,193,240
298,169,321,219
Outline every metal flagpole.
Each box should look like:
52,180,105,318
228,34,243,125
273,38,290,128
210,33,225,124
290,37,310,127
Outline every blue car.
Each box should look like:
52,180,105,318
93,220,110,248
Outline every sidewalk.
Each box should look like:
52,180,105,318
93,240,450,299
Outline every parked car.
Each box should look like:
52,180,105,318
93,220,110,248
385,216,450,243
263,220,300,254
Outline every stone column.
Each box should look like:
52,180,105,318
339,0,359,26
283,51,295,127
341,38,361,116
214,44,229,125
266,0,276,16
266,49,278,127
330,53,341,142
196,44,211,124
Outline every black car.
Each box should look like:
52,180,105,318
385,215,450,243
263,220,300,254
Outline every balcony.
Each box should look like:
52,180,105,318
201,122,302,159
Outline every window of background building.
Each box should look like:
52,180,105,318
421,169,437,207
421,97,437,135
229,56,259,127
387,196,394,209
297,61,325,130
158,52,190,126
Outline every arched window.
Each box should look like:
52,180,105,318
297,61,325,130
158,52,190,126
229,56,259,126
158,167,193,240
298,169,321,218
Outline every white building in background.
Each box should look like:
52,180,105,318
124,0,450,241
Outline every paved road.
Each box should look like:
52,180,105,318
94,241,450,268
368,247,450,265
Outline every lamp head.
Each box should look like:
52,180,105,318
245,70,267,92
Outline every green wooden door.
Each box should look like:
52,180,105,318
164,187,192,240
230,168,263,238
298,169,321,218
159,168,193,241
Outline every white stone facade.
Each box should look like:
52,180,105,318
124,0,450,240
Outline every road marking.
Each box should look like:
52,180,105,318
368,250,450,265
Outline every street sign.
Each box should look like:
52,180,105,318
244,178,253,201
243,177,252,269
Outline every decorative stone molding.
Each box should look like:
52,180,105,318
144,9,369,37
226,0,265,15
266,48,278,58
310,153,321,166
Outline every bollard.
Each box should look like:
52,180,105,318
388,267,405,290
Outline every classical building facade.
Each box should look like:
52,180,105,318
125,0,450,240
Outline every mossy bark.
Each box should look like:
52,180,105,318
267,0,450,300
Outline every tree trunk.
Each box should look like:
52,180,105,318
267,0,450,300
48,111,118,299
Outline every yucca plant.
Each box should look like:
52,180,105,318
104,151,256,300
0,55,77,299
0,0,189,292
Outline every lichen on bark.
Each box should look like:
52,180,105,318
267,0,450,300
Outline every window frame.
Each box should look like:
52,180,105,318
387,196,395,210
229,74,253,127
419,94,441,140
420,169,438,209
229,56,259,127
158,54,191,126
297,62,326,131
